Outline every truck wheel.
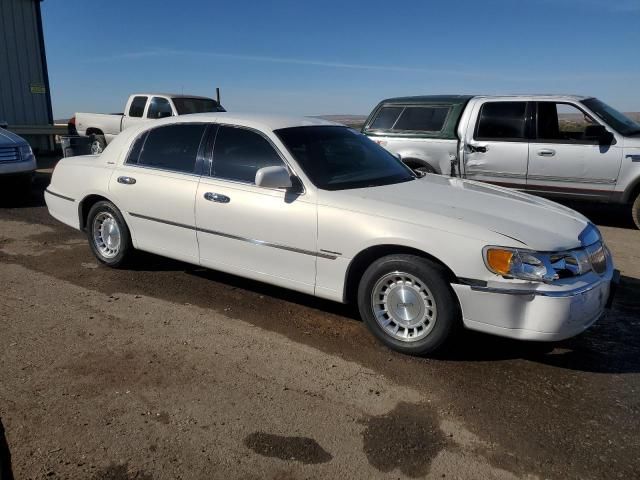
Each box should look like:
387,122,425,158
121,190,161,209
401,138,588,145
632,193,640,230
357,254,460,356
87,201,133,267
89,134,106,154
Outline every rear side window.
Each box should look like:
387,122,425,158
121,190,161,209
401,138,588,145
475,102,527,140
131,124,206,174
393,106,449,132
147,97,173,119
128,96,148,118
212,126,285,183
368,105,449,133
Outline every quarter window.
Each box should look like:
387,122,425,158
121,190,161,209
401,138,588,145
128,96,148,118
132,124,206,174
475,102,528,140
147,97,173,119
212,126,285,184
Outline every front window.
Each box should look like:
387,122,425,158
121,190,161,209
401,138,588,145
275,126,414,191
172,97,225,115
582,98,640,136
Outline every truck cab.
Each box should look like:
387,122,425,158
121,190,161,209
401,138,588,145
363,94,640,228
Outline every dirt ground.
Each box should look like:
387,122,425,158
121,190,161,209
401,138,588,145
0,168,639,480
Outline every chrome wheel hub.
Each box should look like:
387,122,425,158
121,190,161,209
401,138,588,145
92,212,121,258
372,271,437,342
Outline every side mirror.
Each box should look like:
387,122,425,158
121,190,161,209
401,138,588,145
255,166,292,189
585,125,614,145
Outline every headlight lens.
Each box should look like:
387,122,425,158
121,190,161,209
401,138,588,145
19,144,34,162
483,244,605,283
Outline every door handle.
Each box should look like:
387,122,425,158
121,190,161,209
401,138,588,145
117,176,136,185
204,192,231,203
537,149,556,157
468,144,488,153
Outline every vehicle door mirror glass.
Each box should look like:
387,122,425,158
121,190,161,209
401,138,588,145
255,166,292,189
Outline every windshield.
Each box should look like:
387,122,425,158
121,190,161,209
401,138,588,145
582,98,640,136
275,126,415,190
172,97,226,115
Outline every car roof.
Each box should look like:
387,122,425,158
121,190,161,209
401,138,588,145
379,94,592,105
130,93,215,100
154,112,341,131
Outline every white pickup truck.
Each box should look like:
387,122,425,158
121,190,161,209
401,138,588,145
73,93,225,154
363,95,640,228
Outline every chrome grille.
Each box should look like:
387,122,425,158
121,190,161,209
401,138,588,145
586,242,607,275
0,146,20,163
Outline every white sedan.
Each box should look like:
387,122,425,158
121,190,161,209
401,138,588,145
45,113,618,355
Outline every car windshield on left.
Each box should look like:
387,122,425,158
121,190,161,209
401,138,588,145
275,126,415,190
172,97,226,114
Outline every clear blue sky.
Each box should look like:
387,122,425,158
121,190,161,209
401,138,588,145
42,0,640,119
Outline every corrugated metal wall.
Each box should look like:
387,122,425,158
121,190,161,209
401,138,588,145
0,0,52,126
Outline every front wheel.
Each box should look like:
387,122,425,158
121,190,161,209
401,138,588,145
357,254,460,356
632,193,640,230
87,201,132,267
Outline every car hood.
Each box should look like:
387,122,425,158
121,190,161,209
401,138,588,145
322,175,593,251
0,128,27,146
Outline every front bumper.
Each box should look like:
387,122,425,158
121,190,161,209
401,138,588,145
0,157,36,176
452,263,618,341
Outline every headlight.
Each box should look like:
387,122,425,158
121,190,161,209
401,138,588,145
19,144,34,163
483,244,602,283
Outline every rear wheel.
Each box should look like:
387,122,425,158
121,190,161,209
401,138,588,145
632,193,640,230
402,159,436,176
357,254,460,356
87,201,132,267
89,133,106,154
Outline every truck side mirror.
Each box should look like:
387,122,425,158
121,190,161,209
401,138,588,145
585,125,614,145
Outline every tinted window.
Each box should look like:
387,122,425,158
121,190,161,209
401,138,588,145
212,126,284,183
173,97,225,114
136,124,206,173
276,126,414,191
393,106,449,132
147,97,173,119
537,103,599,142
582,98,640,136
476,102,527,140
128,96,148,118
126,132,148,164
369,106,403,130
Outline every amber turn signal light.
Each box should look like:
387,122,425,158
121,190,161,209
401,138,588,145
485,248,514,275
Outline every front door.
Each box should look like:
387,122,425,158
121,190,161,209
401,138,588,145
109,123,208,263
195,125,318,294
463,100,530,188
526,102,622,200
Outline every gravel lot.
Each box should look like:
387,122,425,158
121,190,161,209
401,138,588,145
1,167,639,480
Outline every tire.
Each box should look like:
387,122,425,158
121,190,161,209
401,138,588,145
86,201,132,267
632,193,640,230
357,254,460,356
89,133,106,155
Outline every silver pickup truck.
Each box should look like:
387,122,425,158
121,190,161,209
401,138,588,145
362,95,640,228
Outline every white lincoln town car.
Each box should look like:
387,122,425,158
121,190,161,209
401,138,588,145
45,113,618,355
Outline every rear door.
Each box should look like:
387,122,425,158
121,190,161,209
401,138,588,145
526,102,622,200
109,123,208,263
462,100,531,188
